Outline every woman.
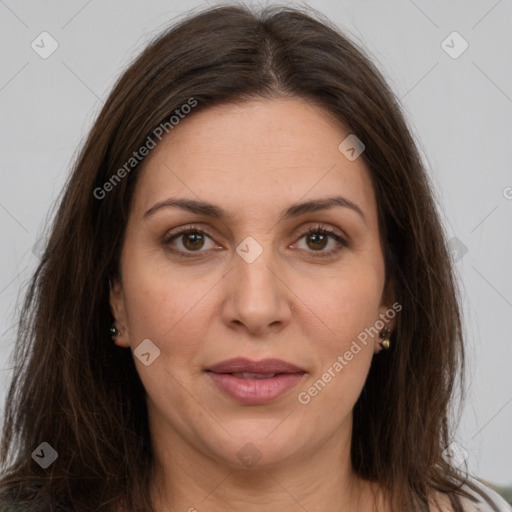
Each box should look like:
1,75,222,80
0,4,510,512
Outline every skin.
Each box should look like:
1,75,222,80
109,97,399,512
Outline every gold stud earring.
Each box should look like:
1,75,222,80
379,327,391,350
110,325,123,346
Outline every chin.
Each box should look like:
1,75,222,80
202,424,308,470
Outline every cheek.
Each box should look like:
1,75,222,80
120,258,208,414
292,256,383,410
294,261,383,347
120,254,225,407
296,275,379,419
121,244,211,341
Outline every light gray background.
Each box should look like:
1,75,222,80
0,0,511,486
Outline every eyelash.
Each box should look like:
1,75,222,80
162,223,349,259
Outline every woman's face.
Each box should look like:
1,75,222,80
110,97,395,471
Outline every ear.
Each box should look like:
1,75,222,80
109,277,131,348
374,276,399,353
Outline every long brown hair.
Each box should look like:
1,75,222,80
1,4,470,511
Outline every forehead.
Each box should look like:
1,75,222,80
132,97,377,226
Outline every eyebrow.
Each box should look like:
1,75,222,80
144,195,366,223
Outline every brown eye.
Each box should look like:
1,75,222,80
163,227,219,256
181,231,205,251
305,232,329,251
295,226,348,258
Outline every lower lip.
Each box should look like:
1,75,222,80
205,371,305,405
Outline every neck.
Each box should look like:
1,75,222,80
148,422,383,512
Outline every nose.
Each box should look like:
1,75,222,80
221,240,292,337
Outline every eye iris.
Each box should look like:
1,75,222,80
183,231,204,250
176,230,334,252
307,232,328,250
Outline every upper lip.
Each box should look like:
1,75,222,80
206,358,305,374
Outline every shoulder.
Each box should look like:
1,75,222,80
457,477,512,512
0,498,66,512
0,498,48,511
0,485,64,512
432,476,512,512
0,497,31,511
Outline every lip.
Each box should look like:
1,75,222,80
206,357,305,374
205,358,306,405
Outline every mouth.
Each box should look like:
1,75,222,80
205,358,306,405
228,372,282,379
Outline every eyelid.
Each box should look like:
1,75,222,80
295,222,348,243
292,223,349,257
163,223,216,241
162,222,349,257
162,223,220,253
